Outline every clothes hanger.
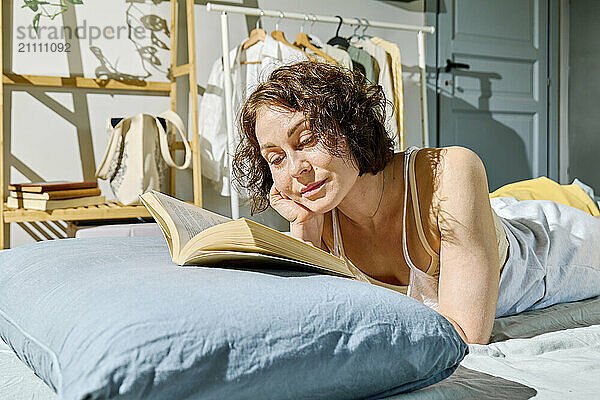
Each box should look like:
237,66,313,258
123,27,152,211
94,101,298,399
349,18,363,42
242,9,266,51
309,14,317,37
270,10,308,55
306,14,325,48
360,18,372,39
327,15,350,50
294,14,337,64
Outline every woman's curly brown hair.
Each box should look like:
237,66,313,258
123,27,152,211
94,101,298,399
233,60,395,214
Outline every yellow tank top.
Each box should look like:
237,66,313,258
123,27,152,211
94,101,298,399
331,147,509,310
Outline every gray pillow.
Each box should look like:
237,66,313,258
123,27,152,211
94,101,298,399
0,237,467,400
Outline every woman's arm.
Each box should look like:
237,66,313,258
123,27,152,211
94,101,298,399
435,147,501,344
290,217,326,250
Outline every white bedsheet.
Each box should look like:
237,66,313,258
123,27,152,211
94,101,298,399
0,337,56,399
391,296,600,399
74,222,162,238
2,297,600,400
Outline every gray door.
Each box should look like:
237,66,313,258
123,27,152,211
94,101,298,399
436,0,549,191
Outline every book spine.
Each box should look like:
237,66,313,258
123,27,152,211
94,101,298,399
8,181,98,193
9,188,101,199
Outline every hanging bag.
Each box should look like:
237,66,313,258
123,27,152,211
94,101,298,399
96,110,192,205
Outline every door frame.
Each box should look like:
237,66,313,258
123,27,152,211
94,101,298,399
424,0,438,149
558,0,569,184
424,0,561,182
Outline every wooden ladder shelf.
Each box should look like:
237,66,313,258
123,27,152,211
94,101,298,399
0,0,201,248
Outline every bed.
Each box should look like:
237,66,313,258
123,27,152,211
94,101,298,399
2,290,600,399
396,296,600,399
1,236,600,399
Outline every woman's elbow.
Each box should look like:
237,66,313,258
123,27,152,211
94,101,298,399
441,313,490,345
466,335,490,345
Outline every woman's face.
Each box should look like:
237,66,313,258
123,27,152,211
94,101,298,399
255,106,359,213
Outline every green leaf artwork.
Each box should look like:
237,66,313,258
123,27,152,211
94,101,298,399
22,0,84,35
22,0,50,12
32,13,41,32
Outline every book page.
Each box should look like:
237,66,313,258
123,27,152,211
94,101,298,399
152,191,231,247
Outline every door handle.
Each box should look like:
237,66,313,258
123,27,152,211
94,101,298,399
444,59,470,73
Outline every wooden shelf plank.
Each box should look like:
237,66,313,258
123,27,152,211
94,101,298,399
3,73,171,93
172,140,193,150
0,0,201,249
3,202,151,223
171,63,191,78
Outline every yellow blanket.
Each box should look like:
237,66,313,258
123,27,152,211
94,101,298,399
490,176,600,216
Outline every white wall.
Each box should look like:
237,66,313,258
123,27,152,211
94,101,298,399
4,0,426,247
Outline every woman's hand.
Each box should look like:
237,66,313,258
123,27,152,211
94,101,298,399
269,184,315,224
270,185,325,249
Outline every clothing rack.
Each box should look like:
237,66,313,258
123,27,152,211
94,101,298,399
205,2,435,220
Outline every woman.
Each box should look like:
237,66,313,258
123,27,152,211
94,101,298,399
233,61,600,344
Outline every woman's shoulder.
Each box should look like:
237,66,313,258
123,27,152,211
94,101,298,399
401,146,488,207
386,145,486,199
435,146,487,187
437,146,484,166
411,146,486,183
425,146,490,217
408,145,482,167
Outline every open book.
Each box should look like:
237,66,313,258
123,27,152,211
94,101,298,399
139,191,354,278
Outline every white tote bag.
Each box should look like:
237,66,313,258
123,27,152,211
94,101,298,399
96,110,192,205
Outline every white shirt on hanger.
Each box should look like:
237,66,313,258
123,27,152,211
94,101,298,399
199,35,308,197
321,44,353,70
307,34,353,71
350,37,399,151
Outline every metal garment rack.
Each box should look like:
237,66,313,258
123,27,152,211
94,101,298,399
205,2,434,220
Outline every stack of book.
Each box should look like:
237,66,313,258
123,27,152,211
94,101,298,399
6,181,105,211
